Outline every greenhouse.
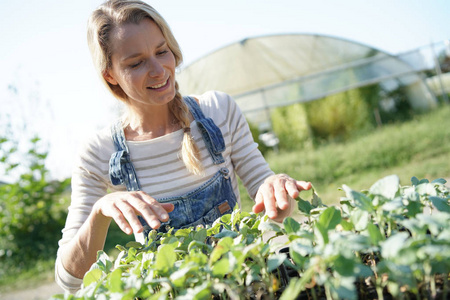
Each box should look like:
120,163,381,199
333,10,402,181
177,34,439,131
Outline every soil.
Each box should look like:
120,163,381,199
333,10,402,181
0,281,64,300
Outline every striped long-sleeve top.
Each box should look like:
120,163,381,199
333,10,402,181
55,90,274,292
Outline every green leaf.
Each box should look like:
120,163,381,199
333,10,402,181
283,217,300,234
416,183,437,197
369,175,399,199
279,277,303,300
430,196,450,212
367,223,384,245
212,257,230,277
317,206,341,231
431,178,447,185
175,228,192,237
333,276,358,300
340,219,353,231
297,198,313,215
210,237,233,264
411,176,419,186
214,229,238,239
350,209,369,231
170,267,191,288
289,242,312,267
267,253,287,273
334,255,356,277
314,222,329,246
258,221,282,233
83,268,102,287
155,244,176,272
342,185,373,212
107,268,123,293
194,228,207,242
311,188,323,207
381,232,409,259
125,241,143,249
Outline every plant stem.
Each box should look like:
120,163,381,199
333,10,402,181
375,276,384,300
324,283,332,300
311,284,317,300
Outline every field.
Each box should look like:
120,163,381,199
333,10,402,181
241,104,450,212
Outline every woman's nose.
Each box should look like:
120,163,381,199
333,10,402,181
147,58,164,78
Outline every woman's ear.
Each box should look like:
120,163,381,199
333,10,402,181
103,70,118,85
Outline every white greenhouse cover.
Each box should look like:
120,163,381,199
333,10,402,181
177,34,436,126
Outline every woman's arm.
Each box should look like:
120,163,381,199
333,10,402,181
58,191,173,279
221,92,311,221
55,134,173,293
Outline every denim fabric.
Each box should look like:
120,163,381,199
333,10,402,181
109,121,141,191
108,96,237,240
184,96,225,165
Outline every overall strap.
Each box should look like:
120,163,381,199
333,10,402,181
109,121,141,191
183,96,225,165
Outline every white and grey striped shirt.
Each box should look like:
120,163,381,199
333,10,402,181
55,90,274,293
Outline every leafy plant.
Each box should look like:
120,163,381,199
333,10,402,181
52,175,449,299
0,135,70,268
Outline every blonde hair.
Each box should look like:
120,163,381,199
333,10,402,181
87,0,203,175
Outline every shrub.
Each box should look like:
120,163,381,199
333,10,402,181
0,136,70,270
52,175,449,299
271,103,312,151
303,88,372,143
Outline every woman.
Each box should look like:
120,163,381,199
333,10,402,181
55,0,311,293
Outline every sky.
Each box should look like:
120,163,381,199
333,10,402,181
1,0,449,181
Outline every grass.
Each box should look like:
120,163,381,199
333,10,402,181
240,104,450,210
2,104,449,293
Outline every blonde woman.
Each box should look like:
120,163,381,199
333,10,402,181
55,0,311,293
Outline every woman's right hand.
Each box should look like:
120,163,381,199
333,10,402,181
93,191,174,234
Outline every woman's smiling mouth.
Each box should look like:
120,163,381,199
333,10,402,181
148,78,169,89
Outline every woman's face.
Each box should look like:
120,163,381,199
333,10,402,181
104,18,176,108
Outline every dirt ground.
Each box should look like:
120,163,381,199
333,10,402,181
0,281,65,300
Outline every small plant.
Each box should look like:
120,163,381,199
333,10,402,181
52,175,449,299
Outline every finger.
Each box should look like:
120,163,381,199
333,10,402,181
273,177,289,210
108,203,134,235
252,191,265,214
135,192,172,221
161,203,175,213
296,181,312,191
115,200,145,233
285,179,300,199
261,185,278,219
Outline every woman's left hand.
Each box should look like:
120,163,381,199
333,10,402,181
252,174,312,222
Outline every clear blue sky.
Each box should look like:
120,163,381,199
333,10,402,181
1,0,449,180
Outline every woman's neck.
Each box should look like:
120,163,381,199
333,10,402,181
123,104,180,141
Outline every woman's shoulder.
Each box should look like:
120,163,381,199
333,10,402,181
191,90,236,117
77,123,115,159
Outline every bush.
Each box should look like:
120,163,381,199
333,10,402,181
52,175,449,299
0,136,70,270
271,102,312,151
303,88,372,143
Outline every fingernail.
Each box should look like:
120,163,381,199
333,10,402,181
150,220,160,228
161,213,168,220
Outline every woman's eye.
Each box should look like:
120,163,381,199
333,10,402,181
130,61,142,68
157,50,169,56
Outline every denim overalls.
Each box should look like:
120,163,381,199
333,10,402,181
108,96,237,239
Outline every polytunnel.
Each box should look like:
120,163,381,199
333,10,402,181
177,34,437,128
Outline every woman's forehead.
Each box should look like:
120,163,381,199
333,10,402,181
110,19,165,56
